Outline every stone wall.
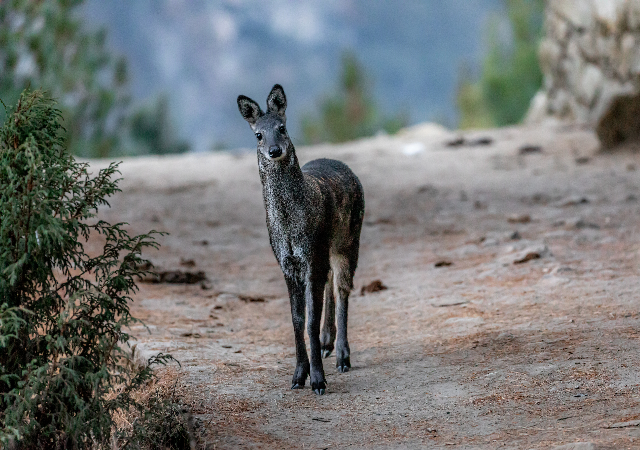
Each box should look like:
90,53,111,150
527,0,640,148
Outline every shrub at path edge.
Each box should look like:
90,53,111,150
0,90,188,449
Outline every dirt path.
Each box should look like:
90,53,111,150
94,122,640,449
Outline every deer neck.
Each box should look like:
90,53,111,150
258,148,307,219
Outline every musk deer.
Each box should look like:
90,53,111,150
237,85,365,395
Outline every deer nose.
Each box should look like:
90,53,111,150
268,146,282,158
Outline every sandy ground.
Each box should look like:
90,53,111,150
91,122,640,449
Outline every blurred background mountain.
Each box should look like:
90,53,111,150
0,0,544,157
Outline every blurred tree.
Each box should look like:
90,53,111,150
456,64,494,129
0,0,189,157
303,52,407,144
457,0,544,128
0,0,129,157
129,95,190,155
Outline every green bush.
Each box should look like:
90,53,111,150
0,0,190,158
0,90,187,449
0,0,130,158
457,0,544,128
129,95,190,156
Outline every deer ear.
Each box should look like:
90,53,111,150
237,95,263,124
266,84,287,117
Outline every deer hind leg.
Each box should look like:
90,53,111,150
320,269,336,358
332,254,352,373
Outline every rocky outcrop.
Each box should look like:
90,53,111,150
527,0,640,148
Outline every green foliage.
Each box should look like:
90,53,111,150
129,96,190,156
457,0,544,128
456,65,494,130
302,52,407,144
0,0,129,158
0,0,189,158
0,90,187,449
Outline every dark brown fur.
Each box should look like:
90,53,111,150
237,85,364,394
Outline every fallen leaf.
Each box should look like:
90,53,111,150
361,280,388,295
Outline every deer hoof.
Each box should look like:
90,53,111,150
336,356,351,373
311,380,326,395
321,349,332,358
291,383,304,389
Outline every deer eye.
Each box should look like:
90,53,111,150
278,125,286,134
255,132,263,141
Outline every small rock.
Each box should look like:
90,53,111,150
559,196,590,207
434,260,453,267
514,252,541,264
575,156,590,164
627,163,637,171
161,270,206,284
221,345,232,348
512,244,550,265
361,280,388,295
468,137,493,146
507,214,531,224
509,231,522,240
417,184,438,195
445,136,493,147
238,294,266,303
518,144,543,154
445,137,465,147
140,269,206,284
181,332,202,338
180,258,196,267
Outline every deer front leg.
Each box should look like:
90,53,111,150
307,274,327,395
286,276,309,389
